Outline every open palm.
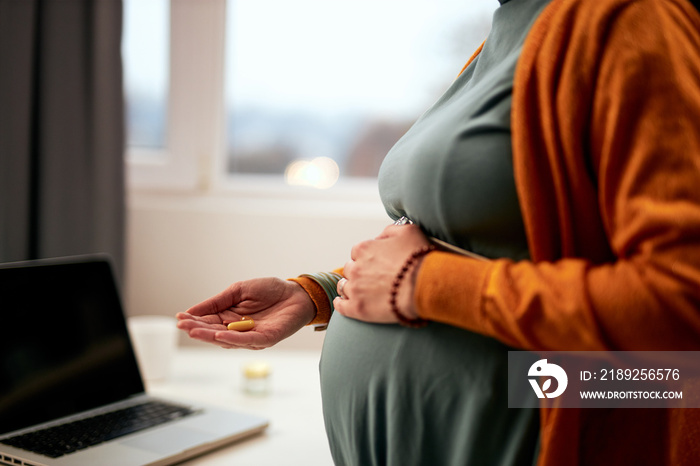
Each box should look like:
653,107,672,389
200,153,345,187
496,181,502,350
176,277,316,350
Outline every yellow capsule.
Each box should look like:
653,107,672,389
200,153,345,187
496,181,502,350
227,318,255,332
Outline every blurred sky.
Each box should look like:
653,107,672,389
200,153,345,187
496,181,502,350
226,0,497,118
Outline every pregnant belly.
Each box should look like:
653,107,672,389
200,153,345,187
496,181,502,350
318,313,539,466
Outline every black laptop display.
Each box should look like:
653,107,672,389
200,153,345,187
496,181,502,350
0,259,144,436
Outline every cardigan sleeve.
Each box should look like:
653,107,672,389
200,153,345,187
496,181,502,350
289,268,344,326
414,0,700,352
288,275,334,326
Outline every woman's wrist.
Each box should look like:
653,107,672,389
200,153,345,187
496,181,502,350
288,271,343,329
390,245,435,327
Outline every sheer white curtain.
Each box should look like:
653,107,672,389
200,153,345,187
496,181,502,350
0,0,126,282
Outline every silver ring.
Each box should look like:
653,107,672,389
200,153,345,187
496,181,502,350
337,278,348,300
394,216,413,225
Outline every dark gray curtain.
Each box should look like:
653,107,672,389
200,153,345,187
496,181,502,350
0,0,125,283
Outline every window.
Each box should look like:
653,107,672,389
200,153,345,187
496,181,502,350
224,0,495,189
123,0,169,150
123,0,225,190
123,0,495,192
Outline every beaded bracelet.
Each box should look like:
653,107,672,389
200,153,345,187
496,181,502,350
390,244,435,328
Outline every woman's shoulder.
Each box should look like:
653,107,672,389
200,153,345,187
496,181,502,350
528,0,700,40
521,0,700,77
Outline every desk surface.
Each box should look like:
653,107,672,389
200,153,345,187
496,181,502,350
147,347,333,465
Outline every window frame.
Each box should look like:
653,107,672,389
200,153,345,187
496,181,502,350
126,0,383,204
127,0,224,192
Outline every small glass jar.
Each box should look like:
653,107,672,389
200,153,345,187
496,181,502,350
242,361,271,396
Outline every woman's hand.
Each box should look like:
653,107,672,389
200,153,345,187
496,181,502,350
176,277,316,349
334,224,431,324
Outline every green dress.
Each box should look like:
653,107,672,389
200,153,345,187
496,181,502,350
320,1,552,464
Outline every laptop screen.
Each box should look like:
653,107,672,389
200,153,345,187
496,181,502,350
0,257,145,436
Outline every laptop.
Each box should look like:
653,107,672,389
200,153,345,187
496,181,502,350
0,255,268,466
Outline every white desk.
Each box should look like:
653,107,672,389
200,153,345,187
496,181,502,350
146,347,333,465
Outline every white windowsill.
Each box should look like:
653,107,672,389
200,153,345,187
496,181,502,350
128,175,388,221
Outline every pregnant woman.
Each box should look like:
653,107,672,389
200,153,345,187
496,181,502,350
177,0,700,464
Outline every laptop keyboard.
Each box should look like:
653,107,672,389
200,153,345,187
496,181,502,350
1,400,197,458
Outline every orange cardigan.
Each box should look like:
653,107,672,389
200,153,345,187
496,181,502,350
296,0,700,463
415,0,700,464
